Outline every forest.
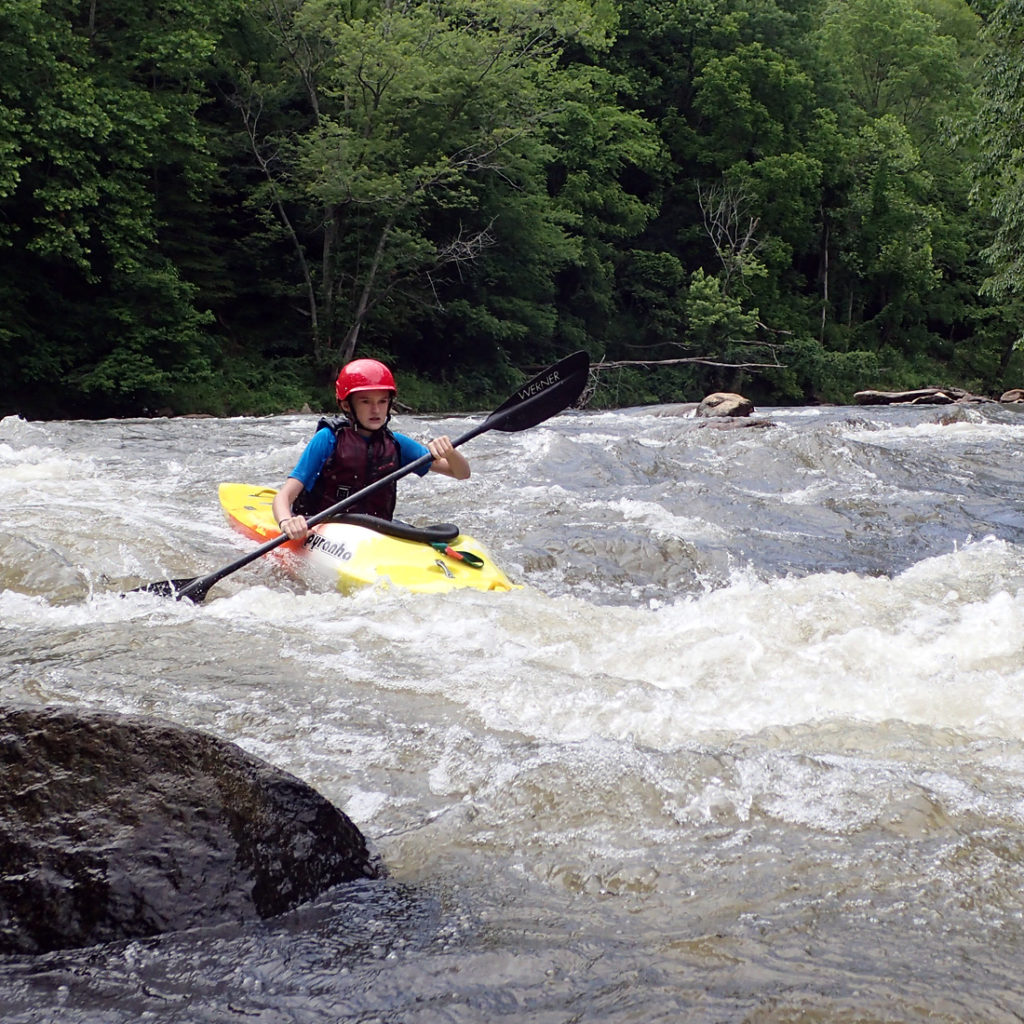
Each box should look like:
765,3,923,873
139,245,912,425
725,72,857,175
2,0,1023,419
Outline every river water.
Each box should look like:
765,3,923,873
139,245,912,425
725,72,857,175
2,400,1024,1022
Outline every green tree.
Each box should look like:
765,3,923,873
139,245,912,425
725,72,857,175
818,0,963,137
596,0,835,397
0,0,237,416
232,0,619,372
814,0,994,390
831,115,940,339
972,0,1024,305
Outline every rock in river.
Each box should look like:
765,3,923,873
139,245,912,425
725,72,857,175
696,392,756,417
0,703,380,954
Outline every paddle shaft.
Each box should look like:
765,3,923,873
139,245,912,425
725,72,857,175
169,364,584,601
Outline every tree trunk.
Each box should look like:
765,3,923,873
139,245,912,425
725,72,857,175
337,220,394,367
318,203,338,365
820,210,830,344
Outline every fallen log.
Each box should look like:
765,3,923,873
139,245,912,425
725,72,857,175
854,387,994,406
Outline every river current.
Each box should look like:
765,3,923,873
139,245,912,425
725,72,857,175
2,400,1024,1022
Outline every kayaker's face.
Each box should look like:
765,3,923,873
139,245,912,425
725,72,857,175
347,389,392,433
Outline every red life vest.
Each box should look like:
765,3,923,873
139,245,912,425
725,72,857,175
295,418,401,520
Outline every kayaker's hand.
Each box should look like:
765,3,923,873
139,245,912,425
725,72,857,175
428,435,455,459
278,514,309,540
427,436,470,479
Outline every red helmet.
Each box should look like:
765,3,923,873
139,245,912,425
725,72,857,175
335,359,397,401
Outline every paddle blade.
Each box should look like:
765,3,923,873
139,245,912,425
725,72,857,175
128,578,209,603
485,350,590,433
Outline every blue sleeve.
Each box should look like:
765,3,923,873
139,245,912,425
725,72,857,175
393,431,432,477
288,428,336,491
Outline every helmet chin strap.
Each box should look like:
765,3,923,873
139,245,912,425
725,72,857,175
343,396,393,433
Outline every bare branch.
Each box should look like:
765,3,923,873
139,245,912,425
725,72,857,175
695,182,764,292
592,357,784,371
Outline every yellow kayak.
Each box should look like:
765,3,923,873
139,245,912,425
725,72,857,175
218,483,517,595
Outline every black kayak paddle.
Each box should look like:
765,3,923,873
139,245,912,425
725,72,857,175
132,350,590,603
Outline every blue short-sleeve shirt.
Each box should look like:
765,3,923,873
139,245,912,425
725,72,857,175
289,427,431,493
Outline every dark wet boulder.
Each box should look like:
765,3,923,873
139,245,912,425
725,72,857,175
696,392,755,417
0,704,380,955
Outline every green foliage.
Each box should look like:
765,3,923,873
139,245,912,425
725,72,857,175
838,116,940,307
819,0,964,137
972,0,1024,309
0,0,242,417
231,0,623,373
587,366,672,408
813,0,984,374
166,354,319,416
764,335,883,402
0,0,1019,419
686,268,761,348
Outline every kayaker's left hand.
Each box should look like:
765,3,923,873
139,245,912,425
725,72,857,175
427,436,471,479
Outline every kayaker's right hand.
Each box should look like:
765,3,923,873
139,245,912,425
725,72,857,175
278,514,309,540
